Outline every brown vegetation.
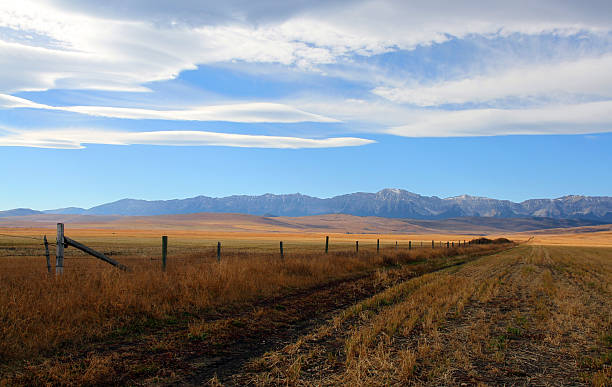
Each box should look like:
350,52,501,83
470,237,513,244
0,233,508,375
2,228,609,386
237,245,612,386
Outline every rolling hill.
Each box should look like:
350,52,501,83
0,212,606,235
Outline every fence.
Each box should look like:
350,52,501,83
0,224,480,275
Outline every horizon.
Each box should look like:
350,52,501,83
2,188,610,213
1,1,612,210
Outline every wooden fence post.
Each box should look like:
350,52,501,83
377,239,380,253
395,241,398,250
280,241,284,259
217,242,221,262
432,240,434,249
64,236,128,271
325,236,329,253
44,235,51,274
452,241,454,247
355,241,359,254
56,223,64,275
162,236,168,271
447,241,450,248
409,240,412,250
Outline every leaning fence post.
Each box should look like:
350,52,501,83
162,235,168,271
325,236,329,253
56,223,64,275
355,241,359,254
44,235,51,274
377,239,380,253
217,241,221,262
280,241,284,259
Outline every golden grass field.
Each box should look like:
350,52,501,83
526,229,612,247
238,244,611,386
0,218,610,385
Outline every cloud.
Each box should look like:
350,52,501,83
2,0,612,141
0,128,374,149
45,0,353,27
387,101,612,137
1,1,611,93
373,55,612,106
0,94,340,123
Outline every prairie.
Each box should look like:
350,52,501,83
0,222,609,385
236,244,612,386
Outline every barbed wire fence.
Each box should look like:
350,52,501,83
0,233,57,244
1,224,479,276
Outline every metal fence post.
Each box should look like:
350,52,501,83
56,223,64,275
162,236,168,271
44,235,51,274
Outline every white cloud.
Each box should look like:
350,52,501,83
387,101,612,137
0,128,374,149
295,97,412,127
0,94,340,123
373,55,612,106
1,0,611,94
2,0,612,141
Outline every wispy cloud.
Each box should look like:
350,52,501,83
1,1,611,94
1,0,612,141
387,101,612,137
0,127,374,149
0,94,340,123
373,55,612,106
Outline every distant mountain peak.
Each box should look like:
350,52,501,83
446,194,489,200
379,188,402,194
0,208,43,217
2,189,610,222
556,195,585,200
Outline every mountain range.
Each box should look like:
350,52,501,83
1,189,611,222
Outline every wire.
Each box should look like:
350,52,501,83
0,233,57,246
0,233,47,241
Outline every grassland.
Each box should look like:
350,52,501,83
0,224,609,385
236,244,611,386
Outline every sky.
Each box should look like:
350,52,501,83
1,0,611,210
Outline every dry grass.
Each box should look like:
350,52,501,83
239,245,612,386
528,230,612,247
0,231,502,371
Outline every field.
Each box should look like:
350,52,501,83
0,220,610,385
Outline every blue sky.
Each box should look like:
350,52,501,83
1,1,611,210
